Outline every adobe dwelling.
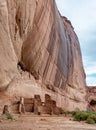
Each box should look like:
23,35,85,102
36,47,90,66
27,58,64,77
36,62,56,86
3,94,62,115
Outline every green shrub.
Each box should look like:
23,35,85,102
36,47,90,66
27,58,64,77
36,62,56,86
63,111,96,124
63,111,77,115
86,118,95,124
6,113,13,120
71,111,80,116
73,111,89,121
87,114,96,122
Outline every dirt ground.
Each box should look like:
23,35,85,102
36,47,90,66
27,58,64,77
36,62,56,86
0,114,96,130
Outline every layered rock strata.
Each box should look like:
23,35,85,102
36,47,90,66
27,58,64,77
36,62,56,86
0,0,87,111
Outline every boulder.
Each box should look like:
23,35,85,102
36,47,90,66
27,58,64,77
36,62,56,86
87,87,96,111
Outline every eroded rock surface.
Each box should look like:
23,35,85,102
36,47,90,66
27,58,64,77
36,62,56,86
88,87,96,111
0,0,87,111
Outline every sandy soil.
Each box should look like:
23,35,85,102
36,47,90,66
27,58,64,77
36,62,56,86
0,114,96,130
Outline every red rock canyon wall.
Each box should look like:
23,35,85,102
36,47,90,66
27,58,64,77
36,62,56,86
0,0,87,111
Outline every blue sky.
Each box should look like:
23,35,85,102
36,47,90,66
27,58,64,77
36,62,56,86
56,0,96,86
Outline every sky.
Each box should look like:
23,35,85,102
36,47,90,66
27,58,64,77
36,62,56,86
56,0,96,86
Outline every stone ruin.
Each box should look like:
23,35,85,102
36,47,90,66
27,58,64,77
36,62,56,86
3,105,9,115
11,94,62,115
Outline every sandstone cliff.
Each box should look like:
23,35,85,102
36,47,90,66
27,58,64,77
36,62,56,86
0,0,87,111
87,87,96,111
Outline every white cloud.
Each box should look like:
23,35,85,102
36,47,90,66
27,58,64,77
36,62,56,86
86,77,96,86
56,0,96,34
85,62,96,75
